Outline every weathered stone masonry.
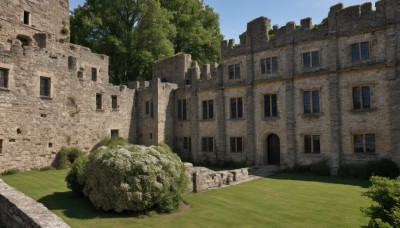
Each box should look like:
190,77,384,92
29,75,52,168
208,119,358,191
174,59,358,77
136,0,400,173
1,0,400,174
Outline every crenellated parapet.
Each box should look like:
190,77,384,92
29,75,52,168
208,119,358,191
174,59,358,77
222,0,399,59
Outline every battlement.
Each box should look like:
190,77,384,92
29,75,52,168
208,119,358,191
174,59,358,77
221,0,399,58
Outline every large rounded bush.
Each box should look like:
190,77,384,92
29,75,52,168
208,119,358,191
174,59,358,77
83,143,188,213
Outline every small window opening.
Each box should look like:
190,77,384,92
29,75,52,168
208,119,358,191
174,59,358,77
39,76,51,97
91,68,97,81
24,11,31,25
17,129,21,134
150,133,153,139
48,143,53,148
9,139,16,143
96,94,102,110
40,114,47,118
111,129,119,138
0,139,3,153
78,71,84,79
0,68,9,88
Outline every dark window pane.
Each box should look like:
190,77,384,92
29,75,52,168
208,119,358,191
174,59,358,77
230,98,237,119
112,96,118,109
238,98,243,118
183,137,188,149
352,43,360,61
146,101,149,114
272,94,278,117
362,86,371,109
272,57,278,73
111,130,119,138
365,134,375,153
303,52,311,68
183,99,187,120
150,101,154,118
209,100,214,119
261,59,266,74
202,101,208,119
237,138,243,152
353,87,361,110
304,91,311,113
202,138,207,151
361,42,369,60
312,91,320,113
230,138,236,152
312,51,319,67
208,138,214,152
0,69,8,88
313,136,321,153
264,95,271,117
304,136,312,153
229,65,235,79
235,64,241,79
354,135,364,153
96,94,102,110
92,68,97,81
40,77,50,97
266,58,272,74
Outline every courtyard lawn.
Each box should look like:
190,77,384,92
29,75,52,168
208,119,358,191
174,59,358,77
1,170,371,228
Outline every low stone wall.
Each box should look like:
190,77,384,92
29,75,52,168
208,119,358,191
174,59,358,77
184,163,251,193
0,179,69,228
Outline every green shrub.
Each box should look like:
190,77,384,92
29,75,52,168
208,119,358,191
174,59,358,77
98,137,129,149
65,155,89,196
83,143,188,213
362,176,400,228
1,169,19,176
39,166,55,171
310,160,330,176
57,147,84,169
338,158,399,180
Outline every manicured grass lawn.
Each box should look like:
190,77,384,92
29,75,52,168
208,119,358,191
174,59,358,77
1,170,371,228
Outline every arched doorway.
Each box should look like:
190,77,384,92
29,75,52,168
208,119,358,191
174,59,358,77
265,134,280,165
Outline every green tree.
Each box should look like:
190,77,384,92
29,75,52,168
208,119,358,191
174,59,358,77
70,0,222,84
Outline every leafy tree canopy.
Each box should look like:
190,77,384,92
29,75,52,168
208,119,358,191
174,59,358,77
70,0,223,84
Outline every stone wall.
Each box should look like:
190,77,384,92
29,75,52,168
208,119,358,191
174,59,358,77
0,178,69,228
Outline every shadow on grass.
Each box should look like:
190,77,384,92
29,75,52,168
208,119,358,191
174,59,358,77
38,191,138,219
267,172,371,188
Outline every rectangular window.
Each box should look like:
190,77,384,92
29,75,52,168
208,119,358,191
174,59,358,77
202,100,214,120
177,99,187,121
303,90,320,114
24,11,30,25
91,68,97,81
264,94,278,117
40,77,51,97
352,42,369,62
111,95,118,110
354,134,375,153
0,69,8,88
230,97,243,119
111,129,119,138
261,57,278,74
202,137,214,152
183,137,192,151
150,101,154,118
230,137,243,153
0,139,3,154
96,93,102,110
229,64,241,79
304,135,321,153
353,86,371,110
303,51,320,68
145,101,150,115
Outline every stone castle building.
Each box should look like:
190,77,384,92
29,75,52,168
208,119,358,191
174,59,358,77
1,0,400,174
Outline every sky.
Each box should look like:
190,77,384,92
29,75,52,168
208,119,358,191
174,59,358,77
69,0,378,40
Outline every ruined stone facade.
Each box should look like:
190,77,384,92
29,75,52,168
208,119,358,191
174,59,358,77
1,0,400,174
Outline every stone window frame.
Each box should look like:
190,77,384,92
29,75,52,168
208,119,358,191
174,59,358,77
302,134,321,154
177,99,188,121
352,84,375,112
301,87,322,116
230,97,244,120
230,137,244,153
111,95,118,110
0,68,9,90
0,138,3,154
0,63,12,92
95,93,103,110
353,133,376,154
201,137,214,152
145,100,154,118
302,50,321,69
23,10,31,26
39,77,51,98
91,68,98,82
260,57,278,75
351,41,370,62
183,137,191,151
36,71,54,99
263,93,278,118
111,129,119,138
202,99,214,120
228,63,241,80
